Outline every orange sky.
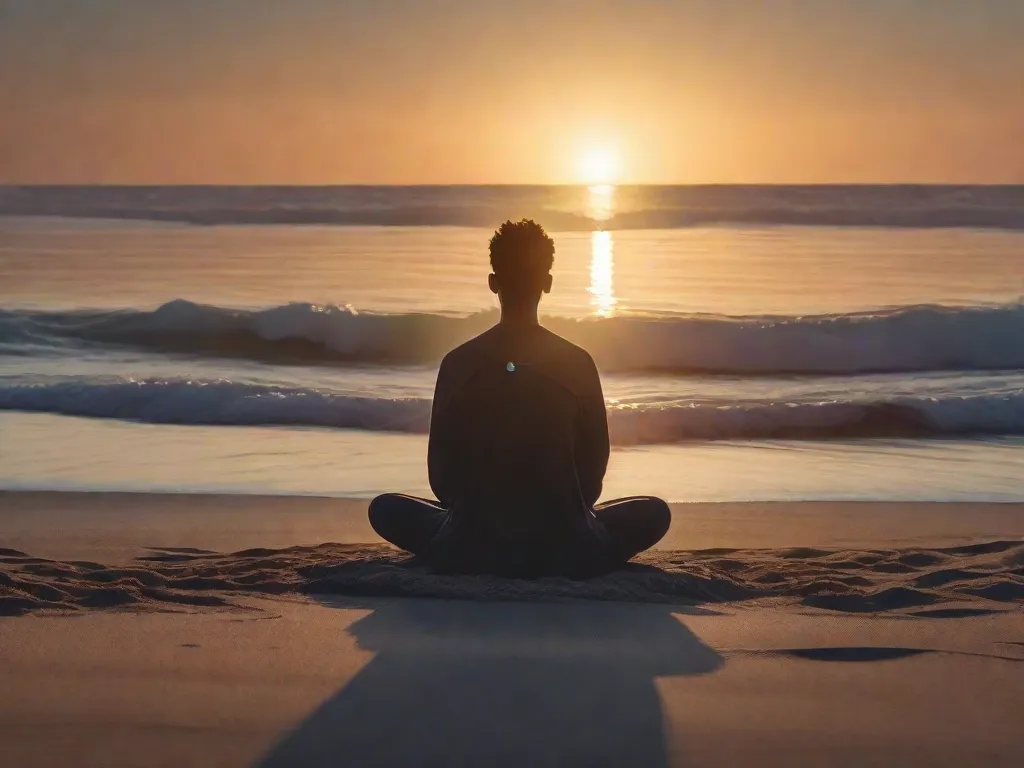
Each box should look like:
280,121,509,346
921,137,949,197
2,0,1023,184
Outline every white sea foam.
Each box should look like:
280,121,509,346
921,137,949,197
2,377,1022,443
3,299,1024,375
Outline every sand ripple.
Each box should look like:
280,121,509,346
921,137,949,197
1,541,1021,616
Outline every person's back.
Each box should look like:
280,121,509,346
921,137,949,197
426,323,610,575
369,220,670,578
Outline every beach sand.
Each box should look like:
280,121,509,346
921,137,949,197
1,492,1022,767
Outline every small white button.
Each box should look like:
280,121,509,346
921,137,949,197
506,362,516,372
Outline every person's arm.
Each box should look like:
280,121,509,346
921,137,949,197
575,354,610,508
427,355,456,508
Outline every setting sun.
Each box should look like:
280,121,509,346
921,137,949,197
578,145,621,185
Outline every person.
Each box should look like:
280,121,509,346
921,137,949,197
369,219,670,577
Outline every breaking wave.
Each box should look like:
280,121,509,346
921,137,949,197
3,299,1024,375
2,378,1023,443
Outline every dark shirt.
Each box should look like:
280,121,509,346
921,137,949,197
425,323,612,577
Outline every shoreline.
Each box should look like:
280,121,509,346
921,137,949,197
7,413,1024,505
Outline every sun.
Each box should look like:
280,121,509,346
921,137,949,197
578,145,621,185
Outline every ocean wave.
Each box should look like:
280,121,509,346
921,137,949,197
0,379,432,433
2,378,1023,443
3,185,1024,230
3,300,1024,375
4,204,1024,231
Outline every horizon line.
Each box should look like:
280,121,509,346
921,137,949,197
4,181,1024,189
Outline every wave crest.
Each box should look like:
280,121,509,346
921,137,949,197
2,378,1023,443
4,300,1024,375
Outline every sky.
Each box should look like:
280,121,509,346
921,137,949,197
1,0,1023,184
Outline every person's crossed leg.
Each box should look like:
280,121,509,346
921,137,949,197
369,493,671,566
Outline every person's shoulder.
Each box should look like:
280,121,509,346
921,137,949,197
439,326,501,370
539,327,597,369
535,328,600,394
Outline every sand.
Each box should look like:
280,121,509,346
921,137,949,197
1,492,1022,767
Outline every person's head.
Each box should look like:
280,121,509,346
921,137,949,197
487,219,555,310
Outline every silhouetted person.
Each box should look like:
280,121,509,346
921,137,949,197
369,220,670,577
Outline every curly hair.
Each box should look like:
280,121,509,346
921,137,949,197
488,219,555,293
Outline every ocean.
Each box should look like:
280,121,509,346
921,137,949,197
2,184,1023,502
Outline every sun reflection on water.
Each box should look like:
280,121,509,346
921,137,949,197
586,185,617,317
589,230,617,317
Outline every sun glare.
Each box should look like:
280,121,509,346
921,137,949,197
578,145,621,185
588,230,617,317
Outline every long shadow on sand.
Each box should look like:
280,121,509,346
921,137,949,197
258,598,724,768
